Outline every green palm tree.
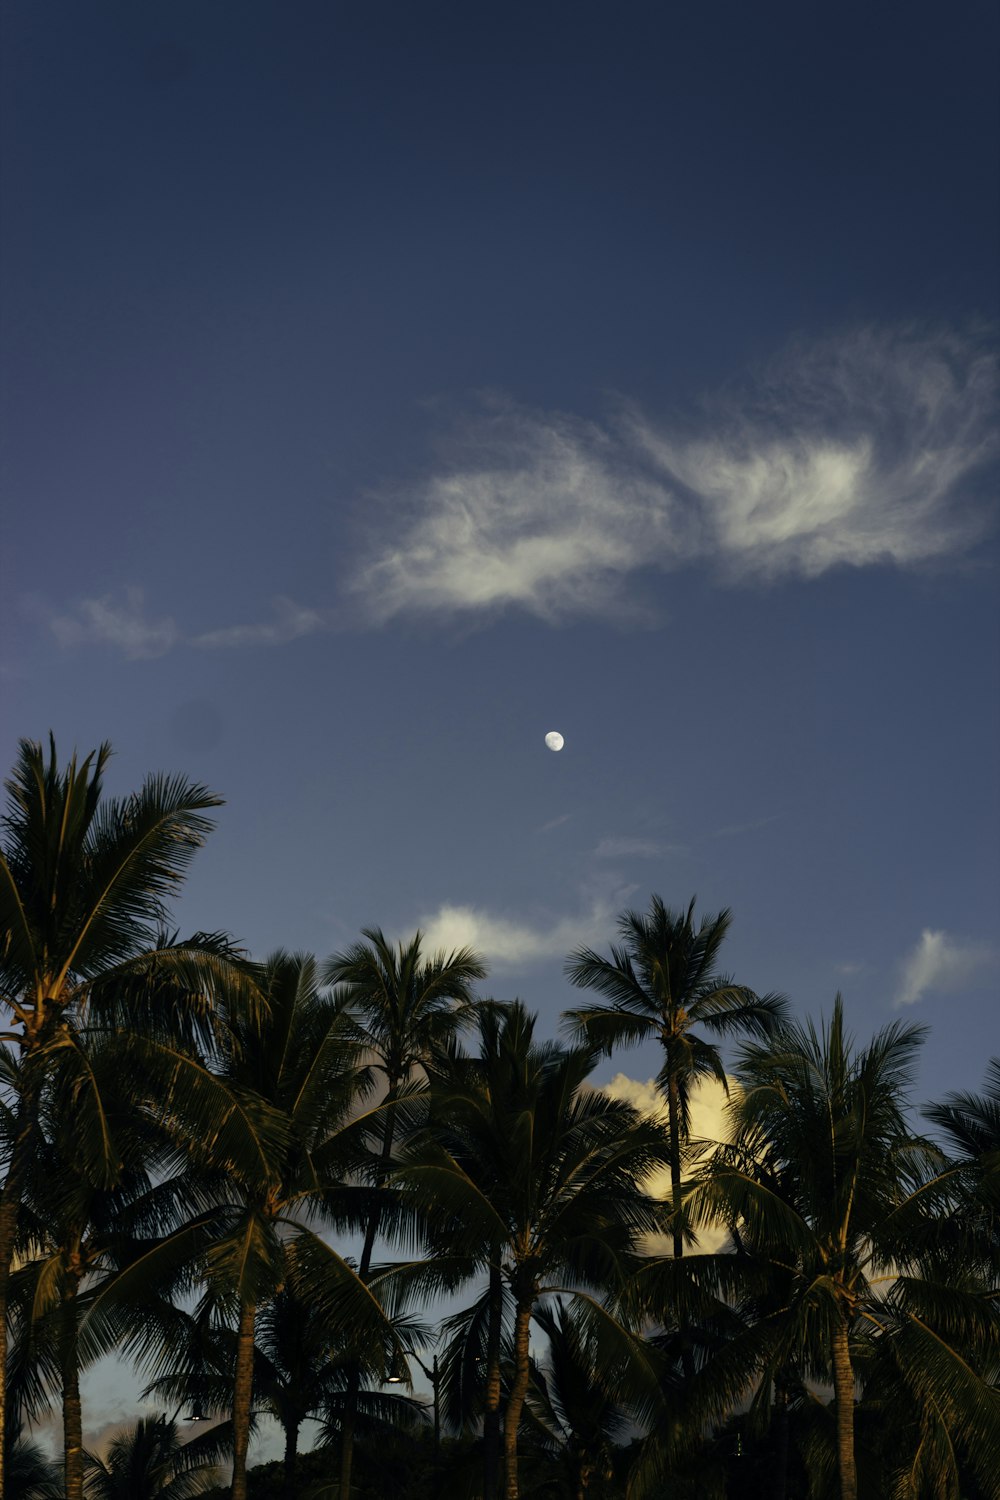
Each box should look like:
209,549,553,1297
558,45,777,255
322,927,485,1500
564,896,786,1267
683,998,1000,1500
0,735,258,1484
398,1003,669,1500
83,1414,228,1500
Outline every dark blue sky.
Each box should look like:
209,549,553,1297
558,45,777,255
2,0,998,1447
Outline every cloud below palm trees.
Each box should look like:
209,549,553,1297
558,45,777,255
416,894,627,968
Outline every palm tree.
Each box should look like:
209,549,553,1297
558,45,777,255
0,735,258,1485
83,1414,229,1500
564,896,786,1267
3,1425,61,1500
683,997,1000,1500
525,1301,632,1500
7,1036,183,1500
398,1003,670,1500
322,927,485,1500
924,1056,1000,1273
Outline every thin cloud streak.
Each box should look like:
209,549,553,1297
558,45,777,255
49,589,328,659
351,326,997,624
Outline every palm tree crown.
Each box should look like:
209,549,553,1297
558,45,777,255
564,895,786,1273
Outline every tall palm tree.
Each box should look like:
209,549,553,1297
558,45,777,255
398,1003,670,1500
683,998,1000,1500
564,896,786,1266
7,1036,183,1500
86,951,404,1500
322,927,485,1500
0,735,258,1488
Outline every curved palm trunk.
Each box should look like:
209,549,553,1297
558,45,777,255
231,1298,257,1500
61,1274,84,1500
339,1091,399,1500
503,1293,534,1500
830,1313,857,1500
0,1084,44,1496
484,1258,503,1500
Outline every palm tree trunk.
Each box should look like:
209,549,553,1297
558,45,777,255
338,1393,358,1500
0,1088,43,1498
61,1276,84,1500
666,1070,694,1382
666,1073,683,1261
283,1418,300,1494
340,1091,399,1500
771,1377,790,1500
503,1293,534,1500
0,1184,20,1499
484,1258,503,1500
830,1313,857,1500
231,1297,257,1500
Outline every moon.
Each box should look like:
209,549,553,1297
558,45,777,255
544,731,565,752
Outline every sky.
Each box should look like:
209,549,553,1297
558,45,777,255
2,0,998,1454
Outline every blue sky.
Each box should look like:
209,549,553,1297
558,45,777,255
2,0,998,1451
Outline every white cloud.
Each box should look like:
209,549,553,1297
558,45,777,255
191,597,327,649
49,586,179,659
50,590,326,658
895,928,996,1007
350,399,678,625
351,327,997,623
416,892,630,968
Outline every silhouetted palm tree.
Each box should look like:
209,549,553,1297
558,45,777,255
83,1413,229,1500
323,928,485,1500
399,1003,669,1500
565,897,785,1265
683,998,1000,1500
0,735,257,1480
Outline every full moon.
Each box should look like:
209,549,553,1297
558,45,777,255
544,731,565,752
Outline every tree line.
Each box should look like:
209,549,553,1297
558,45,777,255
1,737,997,1500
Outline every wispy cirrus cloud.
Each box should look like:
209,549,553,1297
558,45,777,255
191,598,326,649
49,586,180,659
49,588,327,659
350,326,997,623
895,928,997,1007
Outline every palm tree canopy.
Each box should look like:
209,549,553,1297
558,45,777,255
564,896,786,1126
1,736,227,1010
402,1002,670,1297
322,927,486,1087
83,1414,228,1500
680,1000,1000,1496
